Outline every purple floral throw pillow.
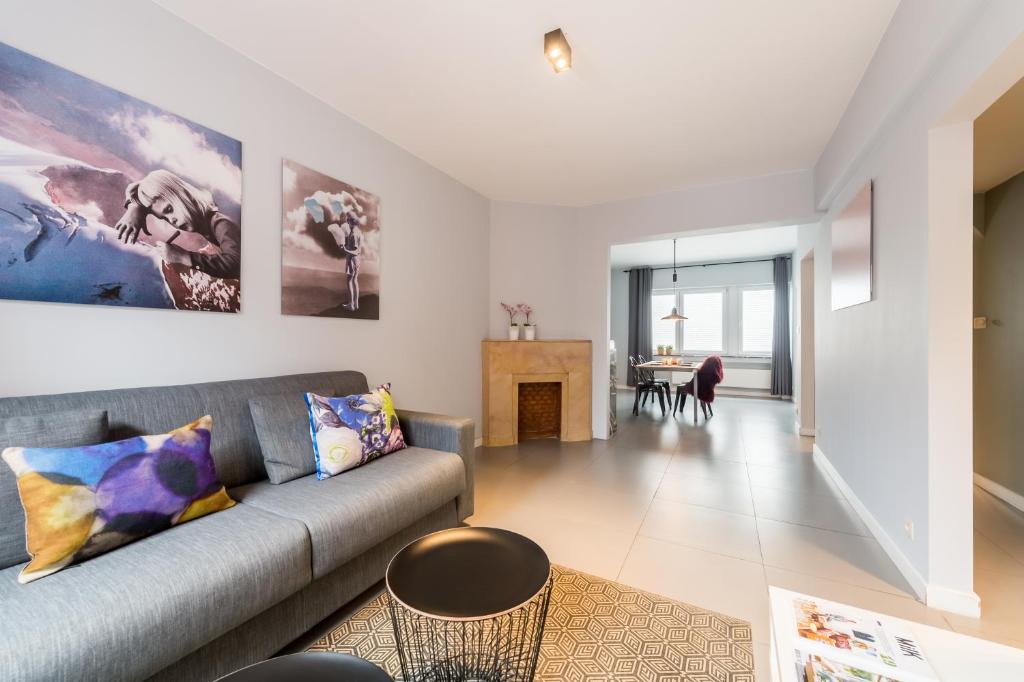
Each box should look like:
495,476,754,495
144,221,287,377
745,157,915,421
304,384,406,479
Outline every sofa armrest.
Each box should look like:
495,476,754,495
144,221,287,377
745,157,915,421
396,409,475,520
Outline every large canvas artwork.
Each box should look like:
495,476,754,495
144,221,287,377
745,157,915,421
282,159,380,319
0,42,242,312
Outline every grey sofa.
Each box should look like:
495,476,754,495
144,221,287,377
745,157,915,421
0,371,475,682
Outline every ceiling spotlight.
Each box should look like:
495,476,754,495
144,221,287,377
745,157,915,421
544,28,571,73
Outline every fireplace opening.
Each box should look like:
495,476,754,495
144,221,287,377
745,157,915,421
517,382,562,441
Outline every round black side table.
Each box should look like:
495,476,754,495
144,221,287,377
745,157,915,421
215,652,393,681
386,527,553,682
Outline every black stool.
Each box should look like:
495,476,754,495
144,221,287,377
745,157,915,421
386,527,552,681
216,652,392,681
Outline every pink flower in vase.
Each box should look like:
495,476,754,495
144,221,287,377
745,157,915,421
500,302,518,325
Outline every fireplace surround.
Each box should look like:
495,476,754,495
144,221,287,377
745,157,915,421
482,340,592,447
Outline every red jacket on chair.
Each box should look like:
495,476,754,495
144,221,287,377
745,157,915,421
681,356,725,403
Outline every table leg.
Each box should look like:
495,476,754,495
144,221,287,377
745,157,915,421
693,370,699,425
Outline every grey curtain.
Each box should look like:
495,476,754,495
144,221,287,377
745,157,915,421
770,256,793,396
626,267,653,386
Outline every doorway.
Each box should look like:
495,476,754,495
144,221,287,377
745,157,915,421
964,75,1024,643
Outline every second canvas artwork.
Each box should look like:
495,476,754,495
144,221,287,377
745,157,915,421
281,159,381,319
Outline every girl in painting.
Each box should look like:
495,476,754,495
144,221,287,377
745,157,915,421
327,210,364,312
113,170,240,279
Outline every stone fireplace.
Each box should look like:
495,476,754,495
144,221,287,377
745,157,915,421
482,340,591,446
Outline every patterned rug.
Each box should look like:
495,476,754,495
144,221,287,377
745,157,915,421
308,565,754,681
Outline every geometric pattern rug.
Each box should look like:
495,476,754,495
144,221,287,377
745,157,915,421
308,565,755,681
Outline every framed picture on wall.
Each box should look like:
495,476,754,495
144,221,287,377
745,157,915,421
831,181,872,310
0,41,243,312
281,159,381,319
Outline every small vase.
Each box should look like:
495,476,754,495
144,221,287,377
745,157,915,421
524,325,536,340
508,325,520,341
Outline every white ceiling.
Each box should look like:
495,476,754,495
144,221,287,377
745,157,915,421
610,225,798,269
156,0,898,206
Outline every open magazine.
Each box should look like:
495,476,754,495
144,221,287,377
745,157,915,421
796,652,902,682
783,596,939,682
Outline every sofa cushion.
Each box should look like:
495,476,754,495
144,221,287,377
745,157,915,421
0,409,109,570
231,447,466,579
3,415,237,584
248,392,317,484
0,502,311,682
305,384,406,480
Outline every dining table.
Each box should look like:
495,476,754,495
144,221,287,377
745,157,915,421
636,359,702,425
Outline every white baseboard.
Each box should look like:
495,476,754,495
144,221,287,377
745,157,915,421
974,473,1024,513
812,445,927,600
812,444,980,617
474,437,483,448
926,583,981,618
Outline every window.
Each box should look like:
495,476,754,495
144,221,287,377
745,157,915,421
649,283,777,357
651,294,676,352
741,288,774,354
681,291,724,352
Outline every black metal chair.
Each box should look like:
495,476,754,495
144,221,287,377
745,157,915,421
638,354,673,401
630,356,668,416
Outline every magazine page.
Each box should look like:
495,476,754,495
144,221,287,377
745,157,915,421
783,595,938,682
794,650,903,682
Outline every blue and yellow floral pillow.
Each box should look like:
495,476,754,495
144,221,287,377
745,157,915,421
1,415,234,584
305,384,406,480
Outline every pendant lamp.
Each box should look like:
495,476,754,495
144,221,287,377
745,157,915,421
661,238,688,321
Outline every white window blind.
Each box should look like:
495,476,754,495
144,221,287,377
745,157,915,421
742,288,774,354
651,294,676,352
682,291,723,352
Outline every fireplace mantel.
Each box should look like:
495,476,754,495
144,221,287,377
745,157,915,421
482,340,592,446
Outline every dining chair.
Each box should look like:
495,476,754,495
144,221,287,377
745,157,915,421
675,355,725,419
629,356,667,416
638,354,673,402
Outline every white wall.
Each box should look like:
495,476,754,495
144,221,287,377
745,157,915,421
488,201,576,339
649,260,774,289
0,0,490,434
792,224,818,435
813,0,988,208
610,269,630,384
786,225,819,432
808,0,1024,613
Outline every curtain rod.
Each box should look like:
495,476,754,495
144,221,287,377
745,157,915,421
622,255,788,273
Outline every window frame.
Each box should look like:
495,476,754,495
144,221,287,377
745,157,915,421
738,284,775,358
650,283,776,359
651,286,727,354
680,287,727,353
650,292,679,353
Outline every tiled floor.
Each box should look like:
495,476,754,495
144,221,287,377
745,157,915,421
466,392,1024,679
